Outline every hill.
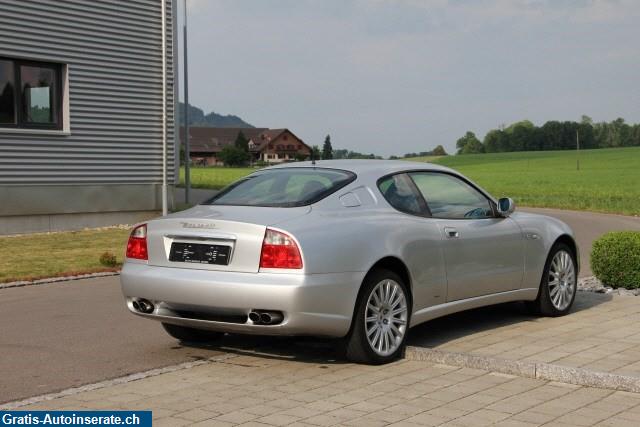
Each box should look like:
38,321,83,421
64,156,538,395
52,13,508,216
178,102,254,128
407,147,640,216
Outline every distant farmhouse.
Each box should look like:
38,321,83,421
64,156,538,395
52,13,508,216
182,127,311,166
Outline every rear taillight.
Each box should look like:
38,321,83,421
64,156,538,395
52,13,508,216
260,228,303,269
126,224,148,260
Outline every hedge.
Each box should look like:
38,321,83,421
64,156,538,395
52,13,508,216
590,231,640,289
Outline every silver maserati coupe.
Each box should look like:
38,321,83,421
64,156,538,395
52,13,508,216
121,160,578,364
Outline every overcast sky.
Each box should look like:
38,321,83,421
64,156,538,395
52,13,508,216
179,0,640,156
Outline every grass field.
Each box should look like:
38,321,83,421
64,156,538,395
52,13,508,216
178,147,640,216
179,166,256,189
0,228,130,283
415,147,640,216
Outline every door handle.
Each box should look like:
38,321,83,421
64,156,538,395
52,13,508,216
444,227,459,238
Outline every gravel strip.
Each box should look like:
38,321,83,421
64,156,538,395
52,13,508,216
0,272,120,290
578,276,640,296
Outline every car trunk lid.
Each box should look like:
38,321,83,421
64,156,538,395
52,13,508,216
144,205,310,273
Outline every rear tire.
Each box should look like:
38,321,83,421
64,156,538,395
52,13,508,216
526,243,577,317
346,269,411,364
162,323,224,343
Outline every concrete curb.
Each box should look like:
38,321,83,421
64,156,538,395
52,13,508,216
406,346,640,393
0,272,120,290
0,353,238,410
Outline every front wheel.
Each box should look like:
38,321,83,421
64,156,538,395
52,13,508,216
346,269,411,364
527,243,577,316
162,323,224,343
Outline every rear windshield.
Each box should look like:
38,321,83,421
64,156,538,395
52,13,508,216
204,168,356,207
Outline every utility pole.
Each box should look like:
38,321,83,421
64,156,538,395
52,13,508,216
576,129,580,171
183,0,191,204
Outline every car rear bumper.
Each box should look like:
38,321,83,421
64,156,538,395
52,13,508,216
120,263,365,337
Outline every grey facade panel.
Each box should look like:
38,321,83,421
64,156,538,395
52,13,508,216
0,0,176,192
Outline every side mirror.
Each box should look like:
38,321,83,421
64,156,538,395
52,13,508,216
497,197,516,217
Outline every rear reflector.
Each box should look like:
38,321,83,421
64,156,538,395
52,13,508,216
260,228,303,269
126,224,148,260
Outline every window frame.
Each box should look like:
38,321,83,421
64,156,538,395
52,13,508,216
377,170,498,219
0,57,63,130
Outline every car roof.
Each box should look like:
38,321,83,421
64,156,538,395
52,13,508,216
265,159,455,176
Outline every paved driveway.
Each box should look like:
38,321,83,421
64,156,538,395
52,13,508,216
408,292,640,377
16,350,640,426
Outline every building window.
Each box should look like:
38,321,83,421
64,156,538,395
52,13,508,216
0,57,63,130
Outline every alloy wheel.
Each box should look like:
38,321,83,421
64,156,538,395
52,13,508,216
548,250,576,311
364,279,408,356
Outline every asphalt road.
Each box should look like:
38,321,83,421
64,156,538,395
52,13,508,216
1,207,638,404
0,277,226,404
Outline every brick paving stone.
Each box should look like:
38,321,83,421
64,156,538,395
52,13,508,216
7,312,640,427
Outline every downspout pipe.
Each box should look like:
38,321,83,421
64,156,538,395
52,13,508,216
161,0,168,216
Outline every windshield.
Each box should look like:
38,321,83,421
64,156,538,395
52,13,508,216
204,167,356,207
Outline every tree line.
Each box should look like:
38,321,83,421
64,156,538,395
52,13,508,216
456,116,640,155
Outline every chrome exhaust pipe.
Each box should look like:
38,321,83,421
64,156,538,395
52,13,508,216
260,312,272,324
132,301,140,311
248,311,261,323
261,311,283,325
137,299,154,314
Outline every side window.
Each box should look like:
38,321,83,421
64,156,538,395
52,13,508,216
0,57,63,130
410,172,493,219
378,173,424,215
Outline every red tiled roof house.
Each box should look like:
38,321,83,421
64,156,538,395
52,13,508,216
180,127,311,166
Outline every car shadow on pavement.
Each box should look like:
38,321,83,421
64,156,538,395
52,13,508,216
175,291,612,363
176,333,350,365
408,291,612,348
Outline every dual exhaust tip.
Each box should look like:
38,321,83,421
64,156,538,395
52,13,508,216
132,300,281,325
249,310,283,325
132,299,154,314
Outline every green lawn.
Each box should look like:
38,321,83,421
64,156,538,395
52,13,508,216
179,166,257,189
0,228,130,283
403,155,445,163
426,147,640,216
177,147,640,216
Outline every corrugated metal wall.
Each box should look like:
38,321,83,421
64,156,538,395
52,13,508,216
0,0,176,185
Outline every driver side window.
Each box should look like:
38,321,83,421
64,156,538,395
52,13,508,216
410,172,493,219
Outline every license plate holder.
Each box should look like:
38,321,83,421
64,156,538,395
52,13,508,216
169,242,231,265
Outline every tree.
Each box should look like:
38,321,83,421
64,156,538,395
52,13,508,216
219,145,249,167
322,135,333,160
333,149,349,159
456,131,484,154
505,120,535,152
234,131,249,152
311,145,321,160
431,145,448,156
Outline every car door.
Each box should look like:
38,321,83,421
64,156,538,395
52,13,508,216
377,173,448,312
408,172,525,302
